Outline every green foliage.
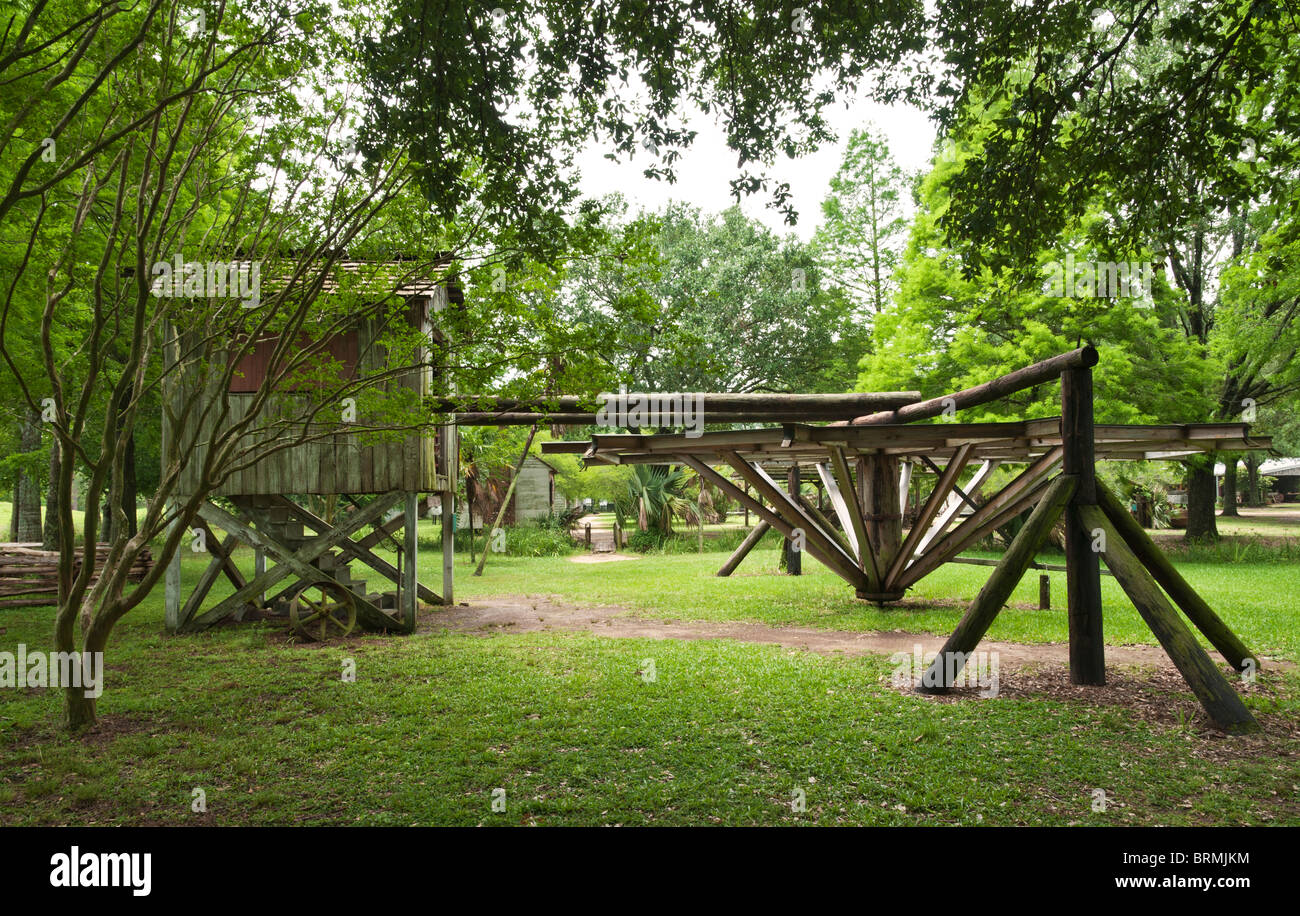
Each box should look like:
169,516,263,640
616,464,698,534
858,145,1214,424
561,200,868,394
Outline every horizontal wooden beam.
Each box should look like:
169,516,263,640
841,347,1098,426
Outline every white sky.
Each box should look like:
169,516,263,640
574,94,938,240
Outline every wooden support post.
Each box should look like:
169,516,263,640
1062,366,1106,686
919,475,1075,693
442,425,458,604
1097,482,1256,672
274,496,441,605
718,520,771,576
254,548,266,606
862,454,903,584
164,505,183,633
1039,574,1051,610
1078,506,1258,733
402,492,418,630
785,464,802,575
585,523,592,546
189,494,406,632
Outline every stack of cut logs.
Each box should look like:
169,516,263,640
0,544,154,609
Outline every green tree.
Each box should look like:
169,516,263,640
813,125,914,318
860,145,1212,425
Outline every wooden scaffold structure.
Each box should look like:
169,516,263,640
542,347,1272,733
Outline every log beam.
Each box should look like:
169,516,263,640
919,475,1076,692
1078,506,1258,733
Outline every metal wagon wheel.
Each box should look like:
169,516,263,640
289,580,356,641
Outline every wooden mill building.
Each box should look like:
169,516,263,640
161,256,460,640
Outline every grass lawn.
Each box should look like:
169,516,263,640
2,517,1298,826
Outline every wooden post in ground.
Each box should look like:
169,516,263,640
164,505,183,633
254,548,266,606
1096,482,1255,671
441,423,458,603
861,454,903,589
784,464,802,575
1039,574,1051,610
1062,365,1106,685
402,492,418,629
1078,506,1258,733
919,475,1076,693
717,520,771,576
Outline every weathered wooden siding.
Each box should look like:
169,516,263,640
165,298,445,497
512,457,555,521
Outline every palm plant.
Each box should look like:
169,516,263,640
616,465,700,533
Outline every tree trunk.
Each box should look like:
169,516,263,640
1185,460,1219,541
1245,454,1261,507
42,445,61,550
64,682,97,730
1221,458,1239,517
14,407,43,542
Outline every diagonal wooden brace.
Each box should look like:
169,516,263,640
185,492,407,632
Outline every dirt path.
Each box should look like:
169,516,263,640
571,517,618,553
424,595,1291,674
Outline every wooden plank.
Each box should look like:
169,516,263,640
815,462,858,561
724,453,863,585
793,492,856,561
1097,481,1255,672
196,520,246,590
904,447,1063,588
1078,505,1257,733
913,459,997,559
179,532,243,628
884,443,973,591
716,520,771,576
684,457,869,591
919,475,1076,692
827,447,879,585
1062,366,1105,686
